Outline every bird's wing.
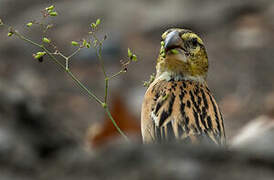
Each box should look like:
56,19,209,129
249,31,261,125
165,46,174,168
141,80,225,145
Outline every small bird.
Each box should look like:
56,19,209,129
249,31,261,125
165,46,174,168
141,28,225,145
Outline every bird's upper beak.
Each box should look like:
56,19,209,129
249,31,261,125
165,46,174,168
164,31,183,52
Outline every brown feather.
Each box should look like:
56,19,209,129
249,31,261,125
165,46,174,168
141,79,225,145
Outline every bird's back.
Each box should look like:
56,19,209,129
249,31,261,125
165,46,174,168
141,79,225,145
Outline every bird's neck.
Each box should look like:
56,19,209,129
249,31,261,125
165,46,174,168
155,56,207,83
155,70,206,83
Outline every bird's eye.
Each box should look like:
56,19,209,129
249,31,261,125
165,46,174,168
190,38,198,47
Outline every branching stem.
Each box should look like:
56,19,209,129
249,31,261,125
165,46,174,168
68,47,81,59
109,70,126,80
10,26,129,141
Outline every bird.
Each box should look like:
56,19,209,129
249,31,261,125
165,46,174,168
141,28,226,145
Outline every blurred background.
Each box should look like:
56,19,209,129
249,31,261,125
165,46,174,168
1,0,274,179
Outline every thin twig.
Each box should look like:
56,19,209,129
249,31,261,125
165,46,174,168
13,31,43,48
105,106,129,141
96,43,107,77
104,78,109,103
109,70,125,80
57,52,68,60
94,37,108,103
67,47,81,59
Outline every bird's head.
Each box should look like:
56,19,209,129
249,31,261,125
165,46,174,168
156,28,208,82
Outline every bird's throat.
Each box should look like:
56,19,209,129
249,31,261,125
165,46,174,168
155,70,206,83
156,57,206,83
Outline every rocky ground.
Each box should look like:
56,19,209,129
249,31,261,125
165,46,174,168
0,0,274,179
2,141,274,180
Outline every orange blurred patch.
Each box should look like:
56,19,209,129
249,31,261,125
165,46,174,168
86,95,141,148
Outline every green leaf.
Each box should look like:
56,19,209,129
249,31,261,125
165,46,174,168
143,81,149,87
128,48,137,61
143,73,155,87
42,37,51,43
96,18,101,26
71,41,79,46
132,54,137,62
82,39,87,47
26,22,33,27
127,48,133,58
46,24,53,29
170,49,179,54
90,23,96,29
46,5,55,11
49,11,58,16
101,103,107,108
34,52,46,59
37,52,46,56
93,39,98,46
161,41,165,46
82,39,90,48
90,19,101,29
7,32,13,37
86,42,90,48
160,46,166,58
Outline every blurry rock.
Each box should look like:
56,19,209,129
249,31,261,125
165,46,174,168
34,143,274,180
13,100,75,159
231,93,274,151
231,13,269,49
230,115,274,149
0,79,26,105
13,68,48,98
0,126,39,171
0,79,75,160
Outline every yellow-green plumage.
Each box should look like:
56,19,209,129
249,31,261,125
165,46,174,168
141,28,226,145
156,29,208,81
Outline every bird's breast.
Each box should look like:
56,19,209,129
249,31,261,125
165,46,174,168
141,79,225,145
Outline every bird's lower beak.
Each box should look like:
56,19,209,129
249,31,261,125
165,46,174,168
164,31,187,63
164,31,183,52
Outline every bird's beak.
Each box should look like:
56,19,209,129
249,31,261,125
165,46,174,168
164,31,183,51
